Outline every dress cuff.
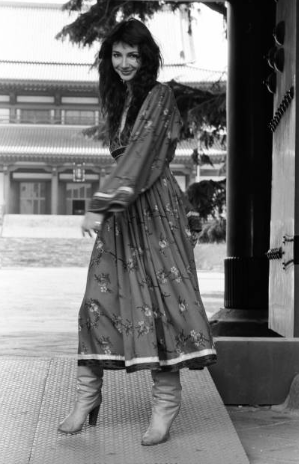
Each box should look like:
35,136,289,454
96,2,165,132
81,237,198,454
88,186,135,213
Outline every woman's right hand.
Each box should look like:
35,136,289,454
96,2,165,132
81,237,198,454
81,212,105,237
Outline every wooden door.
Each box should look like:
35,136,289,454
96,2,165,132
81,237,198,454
268,0,299,337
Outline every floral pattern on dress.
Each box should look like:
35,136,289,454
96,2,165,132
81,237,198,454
78,83,217,372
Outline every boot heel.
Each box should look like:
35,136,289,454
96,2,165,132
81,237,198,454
89,405,100,426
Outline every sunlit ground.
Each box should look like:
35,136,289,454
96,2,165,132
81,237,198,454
0,267,223,356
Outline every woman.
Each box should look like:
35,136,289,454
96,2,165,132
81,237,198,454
59,18,217,445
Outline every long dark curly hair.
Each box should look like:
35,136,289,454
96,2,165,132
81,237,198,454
98,18,163,141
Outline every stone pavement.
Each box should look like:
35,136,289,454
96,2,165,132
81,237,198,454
1,267,299,463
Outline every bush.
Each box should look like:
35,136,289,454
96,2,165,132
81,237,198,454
186,179,226,222
199,217,226,243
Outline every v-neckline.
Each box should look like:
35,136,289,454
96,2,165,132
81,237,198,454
119,98,131,135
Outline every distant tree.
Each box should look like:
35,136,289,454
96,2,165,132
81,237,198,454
199,216,226,243
186,179,226,221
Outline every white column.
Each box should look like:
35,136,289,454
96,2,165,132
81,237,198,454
3,166,11,214
51,167,58,214
99,168,106,189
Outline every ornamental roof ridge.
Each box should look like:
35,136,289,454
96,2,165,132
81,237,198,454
0,59,226,75
0,1,64,9
0,124,226,159
0,59,94,67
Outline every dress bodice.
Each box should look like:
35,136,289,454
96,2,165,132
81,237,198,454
89,83,181,215
109,112,133,159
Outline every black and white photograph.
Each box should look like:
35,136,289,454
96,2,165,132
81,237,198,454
0,1,298,463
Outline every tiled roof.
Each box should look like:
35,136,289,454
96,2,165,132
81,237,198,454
160,65,226,87
0,125,225,163
0,125,108,157
0,60,226,88
0,3,193,66
0,61,98,85
0,3,226,88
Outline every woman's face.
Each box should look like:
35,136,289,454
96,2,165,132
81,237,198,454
112,42,141,82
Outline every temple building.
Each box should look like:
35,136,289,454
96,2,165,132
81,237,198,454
0,0,226,216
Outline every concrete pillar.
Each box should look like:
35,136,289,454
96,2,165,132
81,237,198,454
225,0,275,310
51,167,59,214
3,166,11,214
99,168,106,189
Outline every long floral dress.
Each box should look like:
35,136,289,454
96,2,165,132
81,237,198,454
78,83,217,373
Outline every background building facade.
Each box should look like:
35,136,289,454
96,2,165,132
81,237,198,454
0,0,227,216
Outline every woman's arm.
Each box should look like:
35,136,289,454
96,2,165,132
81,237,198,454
88,83,181,214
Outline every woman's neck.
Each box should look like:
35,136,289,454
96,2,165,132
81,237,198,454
125,82,133,98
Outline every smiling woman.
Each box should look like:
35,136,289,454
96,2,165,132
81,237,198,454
112,42,141,82
58,18,216,446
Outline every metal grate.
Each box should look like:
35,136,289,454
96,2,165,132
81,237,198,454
0,357,249,464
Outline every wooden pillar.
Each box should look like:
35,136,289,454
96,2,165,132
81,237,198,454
225,0,275,310
51,167,59,214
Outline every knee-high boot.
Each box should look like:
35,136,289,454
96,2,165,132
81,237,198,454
141,370,182,446
58,364,103,434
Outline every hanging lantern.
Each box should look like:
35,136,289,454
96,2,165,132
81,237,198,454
73,163,85,182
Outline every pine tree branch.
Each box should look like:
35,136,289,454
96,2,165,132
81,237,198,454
57,1,163,45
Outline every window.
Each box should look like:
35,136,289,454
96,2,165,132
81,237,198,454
64,110,95,125
20,109,51,124
0,108,10,123
66,183,92,215
20,182,46,214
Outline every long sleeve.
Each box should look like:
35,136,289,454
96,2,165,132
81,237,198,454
89,83,181,213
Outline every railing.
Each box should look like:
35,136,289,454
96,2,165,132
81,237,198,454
0,117,97,125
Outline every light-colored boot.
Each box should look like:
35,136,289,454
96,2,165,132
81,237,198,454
58,365,103,434
141,370,182,446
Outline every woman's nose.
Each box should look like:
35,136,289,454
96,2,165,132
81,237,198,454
121,56,128,67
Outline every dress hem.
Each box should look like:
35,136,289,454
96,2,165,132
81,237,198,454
78,352,217,373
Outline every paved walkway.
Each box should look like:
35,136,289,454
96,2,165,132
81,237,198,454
1,357,250,464
1,267,299,464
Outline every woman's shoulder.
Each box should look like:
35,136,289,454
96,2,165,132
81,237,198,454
145,82,175,106
149,81,173,97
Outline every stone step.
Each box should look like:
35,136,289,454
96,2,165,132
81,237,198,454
0,237,226,269
1,214,84,238
0,237,94,267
